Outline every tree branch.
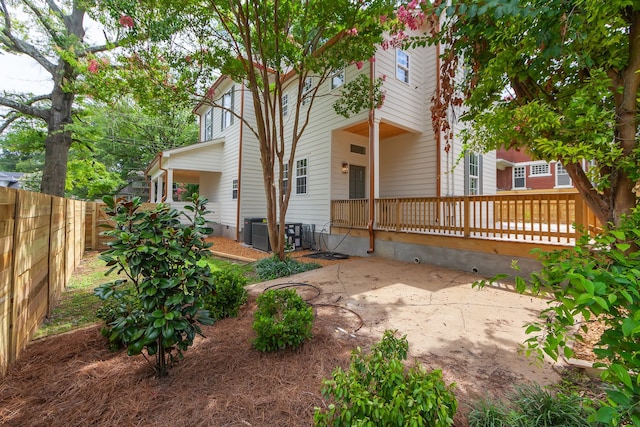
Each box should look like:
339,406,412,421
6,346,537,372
0,0,57,74
0,94,51,121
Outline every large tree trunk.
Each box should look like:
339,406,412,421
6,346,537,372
40,67,75,196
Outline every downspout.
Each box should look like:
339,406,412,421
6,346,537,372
435,38,442,199
235,82,246,241
367,57,376,254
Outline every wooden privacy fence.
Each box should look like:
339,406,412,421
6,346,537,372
0,187,86,376
331,191,600,245
84,201,157,251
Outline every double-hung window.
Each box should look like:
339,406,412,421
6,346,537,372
467,152,479,195
302,77,312,105
396,50,410,83
204,108,213,141
331,70,345,90
282,93,288,117
556,162,572,187
282,163,289,194
232,179,238,199
221,88,234,130
296,159,308,195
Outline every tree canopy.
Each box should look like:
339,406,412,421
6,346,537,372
420,0,639,225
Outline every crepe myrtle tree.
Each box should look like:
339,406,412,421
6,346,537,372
0,0,140,196
410,0,640,226
94,0,398,260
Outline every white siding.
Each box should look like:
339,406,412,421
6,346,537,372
379,132,437,197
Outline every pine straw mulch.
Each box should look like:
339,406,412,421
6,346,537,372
0,297,375,427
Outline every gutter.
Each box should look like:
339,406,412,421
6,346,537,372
367,56,376,254
435,29,442,199
235,82,246,241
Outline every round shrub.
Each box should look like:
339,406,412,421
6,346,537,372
202,269,248,320
314,330,458,426
252,289,313,352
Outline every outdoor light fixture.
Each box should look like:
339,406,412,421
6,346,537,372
342,162,349,174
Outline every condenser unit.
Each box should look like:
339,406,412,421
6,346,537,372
252,222,271,252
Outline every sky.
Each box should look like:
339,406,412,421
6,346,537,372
0,53,53,94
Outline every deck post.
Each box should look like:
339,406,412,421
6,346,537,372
463,197,470,237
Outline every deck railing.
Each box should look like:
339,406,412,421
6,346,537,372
331,192,600,245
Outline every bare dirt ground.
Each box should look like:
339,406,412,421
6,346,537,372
0,238,600,426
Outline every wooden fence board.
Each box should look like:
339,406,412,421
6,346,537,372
0,188,86,377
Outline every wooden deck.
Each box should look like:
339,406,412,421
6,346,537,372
331,191,600,246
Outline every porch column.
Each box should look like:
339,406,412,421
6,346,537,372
373,117,381,199
166,169,174,202
156,173,164,203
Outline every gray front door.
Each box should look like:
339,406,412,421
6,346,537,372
349,165,365,199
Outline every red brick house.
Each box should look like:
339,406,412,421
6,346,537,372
496,147,576,191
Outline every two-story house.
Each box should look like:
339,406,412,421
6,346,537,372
496,147,576,192
146,35,505,272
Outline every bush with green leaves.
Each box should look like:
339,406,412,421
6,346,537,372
252,289,313,352
254,255,321,281
468,383,598,427
314,330,457,427
476,207,640,425
201,268,248,320
94,195,215,377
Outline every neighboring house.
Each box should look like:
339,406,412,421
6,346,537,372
146,31,505,272
0,172,24,189
115,173,150,202
496,147,575,191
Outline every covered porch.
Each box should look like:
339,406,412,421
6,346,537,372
146,140,224,223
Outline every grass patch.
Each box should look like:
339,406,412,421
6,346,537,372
34,254,110,339
35,252,259,339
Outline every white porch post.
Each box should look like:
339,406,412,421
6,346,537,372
166,169,174,202
373,117,381,200
156,173,164,202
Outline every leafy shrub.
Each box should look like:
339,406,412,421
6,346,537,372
94,196,215,377
254,255,321,281
314,330,457,427
252,289,313,351
476,207,640,425
202,269,248,320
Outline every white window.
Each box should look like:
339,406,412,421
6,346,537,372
302,77,312,105
331,70,345,90
467,152,479,195
282,163,289,194
221,88,234,129
282,93,288,116
232,179,238,199
396,50,410,84
296,158,308,194
204,108,213,141
530,163,550,176
513,166,526,189
556,163,572,187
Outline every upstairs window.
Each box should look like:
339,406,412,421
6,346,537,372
204,108,213,141
296,158,308,194
331,70,345,90
396,50,410,84
221,88,234,130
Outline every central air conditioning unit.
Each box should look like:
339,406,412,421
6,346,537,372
251,222,271,252
301,224,314,249
284,223,303,249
